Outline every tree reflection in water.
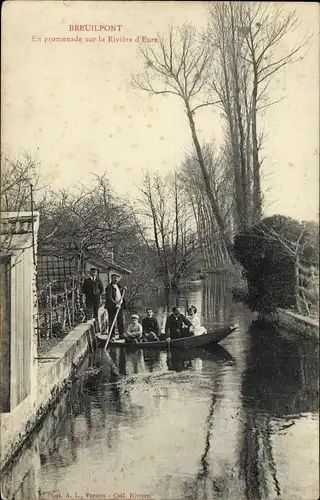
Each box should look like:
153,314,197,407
238,412,278,500
162,277,237,499
238,319,319,499
183,375,227,500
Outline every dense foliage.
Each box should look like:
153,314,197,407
234,215,319,312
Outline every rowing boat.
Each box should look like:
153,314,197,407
95,324,238,350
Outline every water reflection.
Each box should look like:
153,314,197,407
237,319,319,500
1,277,318,500
242,319,319,416
143,349,161,372
166,345,235,373
182,375,228,500
167,349,193,372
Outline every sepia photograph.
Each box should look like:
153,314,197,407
0,1,319,499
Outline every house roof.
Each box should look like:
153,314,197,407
86,254,132,275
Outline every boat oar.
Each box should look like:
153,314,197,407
104,288,126,352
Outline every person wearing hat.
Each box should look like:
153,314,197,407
82,268,103,320
105,273,126,338
124,313,143,343
164,306,193,340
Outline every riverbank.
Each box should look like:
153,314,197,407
0,307,107,474
275,308,319,339
231,285,319,339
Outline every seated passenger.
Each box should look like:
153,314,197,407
186,305,207,336
165,306,193,340
142,308,160,342
124,314,143,343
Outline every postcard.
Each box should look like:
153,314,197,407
1,2,319,500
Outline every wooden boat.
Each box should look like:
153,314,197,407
96,324,238,350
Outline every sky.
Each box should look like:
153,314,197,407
2,1,319,221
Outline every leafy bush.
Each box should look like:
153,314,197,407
234,214,319,313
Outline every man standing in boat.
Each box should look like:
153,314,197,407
105,273,126,339
82,267,104,320
165,306,193,340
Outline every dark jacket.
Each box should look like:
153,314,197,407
165,313,193,338
142,316,160,335
105,283,126,310
82,277,103,298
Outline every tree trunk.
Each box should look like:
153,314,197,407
295,256,301,313
185,102,234,258
229,5,249,228
251,74,262,222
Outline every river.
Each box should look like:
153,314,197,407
1,277,319,500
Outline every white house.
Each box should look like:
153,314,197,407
0,211,39,469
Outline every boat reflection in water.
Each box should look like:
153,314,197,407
166,345,235,373
106,342,235,376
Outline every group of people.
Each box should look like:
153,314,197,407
82,268,207,343
124,305,207,343
125,309,160,343
82,269,127,336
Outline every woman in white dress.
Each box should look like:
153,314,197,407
186,305,207,336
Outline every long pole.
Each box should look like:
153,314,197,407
49,283,53,339
104,288,126,352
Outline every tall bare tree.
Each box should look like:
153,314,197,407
138,170,200,291
208,1,310,226
0,151,44,212
132,24,234,256
0,151,50,261
179,142,234,270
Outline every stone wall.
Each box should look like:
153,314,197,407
0,360,93,500
0,307,107,473
275,309,319,339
